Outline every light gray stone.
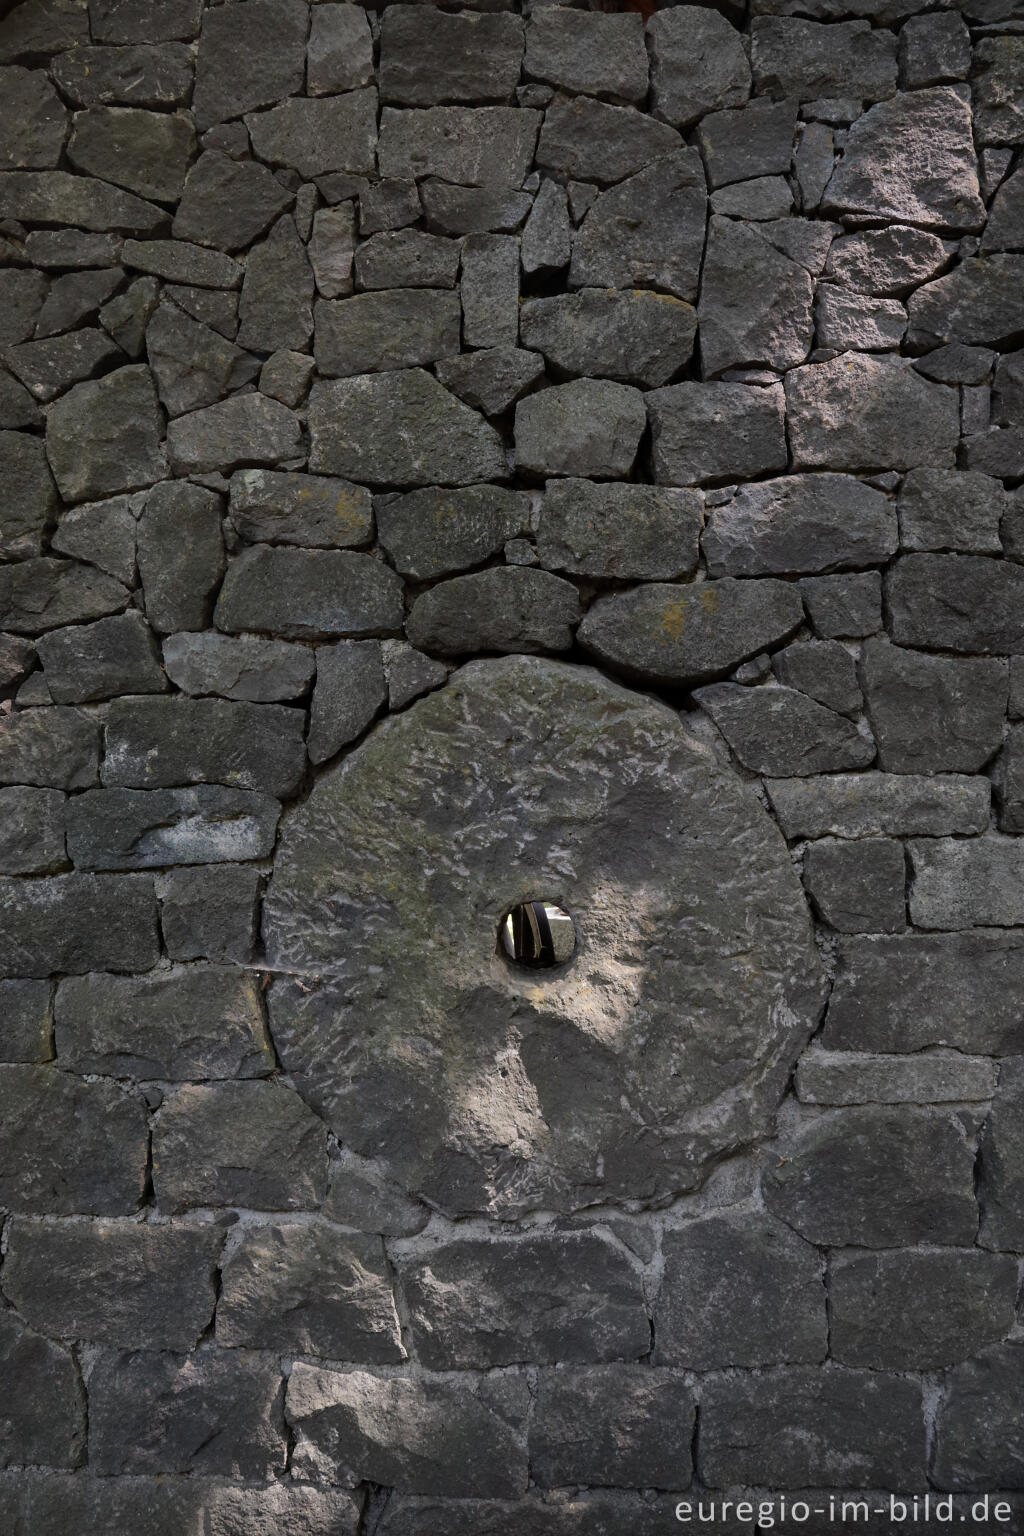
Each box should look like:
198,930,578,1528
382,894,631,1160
315,289,461,376
648,381,787,485
163,632,313,701
5,327,124,405
378,106,540,187
861,636,1006,774
383,642,448,712
521,289,696,389
46,364,165,502
537,97,681,185
703,473,895,577
380,6,523,106
699,217,813,375
138,480,225,634
802,836,906,933
165,394,303,476
375,485,528,580
695,683,876,776
816,286,907,350
66,785,281,869
796,1051,999,1107
824,223,950,295
514,378,646,479
537,481,702,581
569,149,706,302
215,546,404,639
910,837,1024,929
530,1368,695,1490
767,773,990,840
647,5,750,129
786,355,960,472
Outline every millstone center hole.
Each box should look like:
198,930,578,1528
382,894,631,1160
500,902,576,969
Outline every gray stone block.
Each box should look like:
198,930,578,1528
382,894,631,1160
648,381,787,486
801,572,882,638
315,289,462,376
461,234,519,350
229,468,373,550
66,785,280,869
824,224,950,296
376,485,528,580
172,150,291,252
0,871,159,977
67,104,195,203
697,96,798,187
380,6,523,106
537,97,681,186
0,706,98,789
772,640,863,717
538,481,702,581
978,1057,1024,1251
899,11,971,88
803,837,906,933
700,217,813,375
647,5,749,129
309,638,386,762
530,1367,694,1489
45,365,165,503
215,546,403,639
0,556,129,636
860,637,1006,774
522,289,696,389
36,611,165,703
703,473,895,577
192,0,306,130
933,1345,1024,1492
786,355,960,472
123,237,242,289
0,170,164,235
569,150,705,302
890,552,1024,653
752,18,897,102
146,303,260,418
308,4,374,97
406,568,580,657
897,467,1005,552
162,632,313,702
435,346,545,417
165,394,303,477
245,91,377,182
158,863,262,963
910,837,1024,929
378,106,540,188
515,378,646,479
767,773,990,840
908,256,1024,350
696,683,875,776
0,785,65,874
0,1313,83,1470
323,1149,429,1237
0,978,53,1063
0,430,58,559
795,1050,999,1106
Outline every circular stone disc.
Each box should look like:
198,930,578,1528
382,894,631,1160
264,657,824,1218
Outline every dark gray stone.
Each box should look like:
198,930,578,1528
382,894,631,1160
801,571,882,638
172,151,291,253
824,225,950,296
823,87,984,233
3,1219,222,1350
648,382,787,485
153,1080,329,1213
915,343,995,386
215,546,404,639
0,979,52,1063
771,639,863,717
460,233,518,349
521,289,695,389
245,91,377,181
89,1348,286,1478
122,237,242,289
309,370,506,488
0,369,41,431
796,1049,998,1106
0,633,35,692
994,350,1024,427
229,468,372,550
538,481,702,582
0,1065,147,1213
165,394,303,476
647,5,750,129
34,268,124,339
933,1346,1024,1492
762,1106,978,1246
0,0,89,58
996,725,1024,833
146,303,260,417
699,217,813,376
786,355,959,472
579,579,801,687
696,683,875,775
354,229,460,292
287,1365,528,1499
309,638,386,762
569,149,706,302
52,41,194,108
378,106,540,187
657,1213,825,1368
67,105,194,202
163,632,314,701
0,785,65,874
376,485,528,580
101,273,159,356
419,179,532,237
963,427,1024,480
802,837,907,933
907,256,1024,350
406,568,580,656
703,473,895,577
909,837,1024,930
0,705,98,788
315,289,461,376
699,1369,925,1491
103,696,306,797
308,3,373,96
236,217,313,354
5,328,125,405
974,36,1024,147
899,11,971,88
36,611,165,703
0,556,129,635
383,641,448,711
984,168,1024,254
309,204,356,300
323,1148,429,1237
521,178,570,275
359,178,422,236
897,467,1005,552
530,1368,694,1490
0,66,67,168
0,169,164,233
0,271,47,348
380,6,523,105
514,378,646,479
714,177,793,224
89,0,202,44
138,481,225,633
158,863,262,964
45,364,165,502
525,8,646,102
259,349,315,409
697,97,798,188
0,1313,83,1469
0,872,159,977
0,429,58,559
753,17,896,101
66,785,281,869
23,228,122,270
537,97,681,186
888,553,1024,654
979,1058,1024,1251
767,773,990,840
860,636,1006,773
217,1223,403,1360
374,1494,673,1536
192,0,306,131
438,350,546,419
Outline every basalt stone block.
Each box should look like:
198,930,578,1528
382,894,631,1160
0,66,68,169
89,1349,286,1478
772,639,863,716
530,1367,694,1490
910,838,1024,930
899,11,971,87
35,268,124,339
309,370,506,488
380,6,523,105
246,91,378,183
137,480,225,634
0,370,41,431
753,18,896,101
0,872,159,976
3,1219,222,1350
767,774,990,840
359,179,421,236
762,1106,978,1246
0,272,49,348
996,725,1024,833
978,1058,1024,1250
699,1369,925,1491
46,364,165,502
0,633,35,692
52,40,194,109
897,467,1005,552
514,378,646,479
419,179,532,238
521,289,696,389
406,569,580,656
5,328,124,405
537,97,681,186
934,1346,1024,1491
229,468,373,550
460,233,518,349
579,579,801,687
22,227,120,268
802,573,878,639
173,151,291,253
374,1494,679,1535
89,0,203,44
703,473,895,578
830,1249,1015,1371
122,237,242,289
55,965,273,1079
103,696,306,797
146,303,260,417
0,978,53,1062
888,554,1024,653
786,355,959,472
569,149,706,302
308,4,374,96
67,785,281,870
435,348,546,418
822,87,984,233
648,381,787,486
525,8,646,102
378,106,540,187
657,1213,825,1368
163,632,314,702
984,169,1024,254
376,485,529,580
315,289,461,376
236,217,314,354
0,429,57,560
165,395,303,476
323,1150,429,1239
101,273,160,355
216,546,403,639
355,229,461,292
0,706,98,788
158,863,262,964
974,36,1024,147
860,637,1006,774
815,286,907,351
67,105,195,203
647,5,749,129
383,642,447,711
796,1049,998,1106
0,1313,83,1470
0,169,164,234
699,217,813,376
907,256,1024,350
824,224,949,296
0,557,129,635
521,178,570,276
217,1223,404,1360
696,97,798,188
36,611,165,703
154,1080,329,1213
537,481,702,582
963,427,1024,480
802,837,906,933
0,786,65,874
0,1065,147,1213
308,638,386,762
192,0,306,131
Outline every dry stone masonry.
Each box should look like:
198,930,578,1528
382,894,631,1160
0,0,1022,1529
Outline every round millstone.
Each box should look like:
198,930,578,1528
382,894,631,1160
264,656,824,1218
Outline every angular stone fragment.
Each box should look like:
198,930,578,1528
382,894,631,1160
173,150,291,253
699,217,813,375
767,773,990,840
34,267,124,339
66,785,281,869
521,289,696,389
0,786,65,875
309,370,505,488
237,217,313,354
383,642,447,712
3,1219,222,1350
933,1346,1024,1492
657,1213,825,1368
375,485,527,580
772,638,862,716
5,328,124,405
0,871,158,977
89,1348,286,1478
703,473,894,577
355,229,460,292
36,611,165,703
218,1224,403,1360
406,569,580,657
0,66,67,169
887,553,1024,653
246,91,378,181
916,343,995,387
24,228,122,270
309,203,356,300
963,427,1024,480
67,105,195,202
969,36,1024,147
359,178,422,237
0,430,58,559
52,40,194,108
909,838,1024,929
89,0,202,44
699,1369,925,1491
907,256,1024,349
0,706,97,788
0,634,35,693
192,0,307,131
802,837,906,933
163,632,313,702
378,106,540,187
0,169,164,233
537,97,681,186
978,1058,1024,1250
380,6,523,105
137,480,225,634
996,725,1024,833
460,234,518,349
166,394,303,477
569,149,706,302
648,381,787,485
308,3,373,96
762,1106,978,1246
229,469,371,551
696,683,875,775
419,180,532,238
215,546,404,639
531,1368,694,1490
0,1313,83,1469
824,223,950,295
823,87,984,232
861,637,1006,774
899,11,971,88
897,467,1004,552
786,355,959,472
316,289,461,377
796,1050,999,1107
816,286,907,351
647,5,749,129
515,378,645,479
434,347,545,418
103,696,306,797
122,236,242,289
46,364,165,502
0,1065,147,1213
101,273,159,355
538,481,702,582
752,19,897,102
697,97,798,188
158,863,261,965
525,8,646,102
521,179,570,275
146,303,260,417
155,1079,328,1213
309,639,386,762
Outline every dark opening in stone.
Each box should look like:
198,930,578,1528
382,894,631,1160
500,901,576,968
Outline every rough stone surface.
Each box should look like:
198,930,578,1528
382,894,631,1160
802,836,907,933
315,289,461,377
66,784,280,870
36,611,165,703
103,696,306,797
861,637,1006,774
897,467,1005,552
308,638,386,762
380,9,523,107
933,1346,1024,1492
162,631,313,702
158,863,262,964
215,547,404,640
376,485,528,580
0,872,159,977
165,395,303,477
767,774,990,840
537,481,702,582
888,553,1024,654
406,569,580,657
229,468,372,550
647,6,750,129
909,837,1024,929
46,365,165,503
786,355,960,471
530,1368,695,1490
648,382,787,486
699,217,813,376
703,474,895,577
695,683,876,776
0,786,65,875
796,1049,998,1106
521,289,696,389
0,705,98,788
514,378,646,480
569,150,706,302
0,1313,84,1469
378,106,540,188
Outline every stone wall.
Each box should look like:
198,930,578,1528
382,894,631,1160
0,0,1023,1529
